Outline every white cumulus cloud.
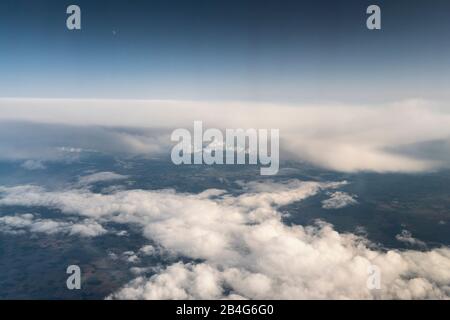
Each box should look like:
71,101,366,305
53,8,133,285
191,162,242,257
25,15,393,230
322,191,358,209
0,213,107,237
396,230,427,249
0,180,449,299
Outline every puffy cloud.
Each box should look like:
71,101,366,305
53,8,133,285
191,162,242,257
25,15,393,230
109,263,224,300
322,191,358,209
68,220,108,237
0,180,449,299
21,159,46,170
0,213,107,237
109,244,450,300
1,98,450,172
139,245,156,256
122,251,140,264
396,230,427,249
78,172,128,185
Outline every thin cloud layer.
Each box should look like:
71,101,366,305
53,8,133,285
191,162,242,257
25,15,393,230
1,98,450,172
0,213,106,237
78,172,129,185
0,180,449,299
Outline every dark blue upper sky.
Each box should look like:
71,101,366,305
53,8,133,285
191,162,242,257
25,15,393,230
1,0,450,103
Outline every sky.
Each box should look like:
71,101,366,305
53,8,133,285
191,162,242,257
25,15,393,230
1,0,450,103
